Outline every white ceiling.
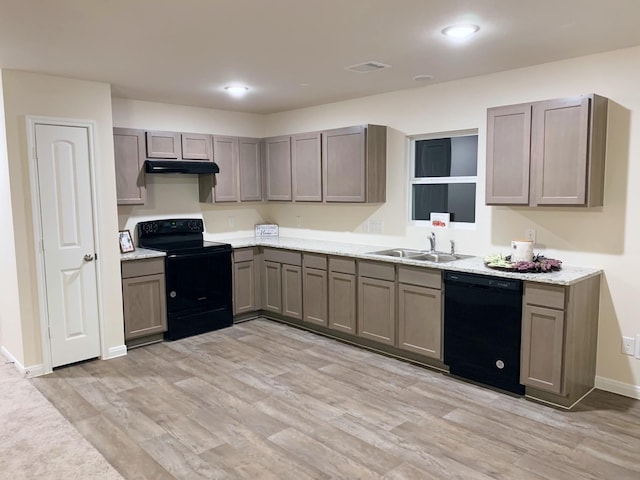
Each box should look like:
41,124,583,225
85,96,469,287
1,0,640,114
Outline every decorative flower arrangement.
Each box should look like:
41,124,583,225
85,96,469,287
484,253,562,273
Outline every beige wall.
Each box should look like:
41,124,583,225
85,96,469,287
111,46,640,393
2,70,124,368
0,69,24,365
112,98,270,236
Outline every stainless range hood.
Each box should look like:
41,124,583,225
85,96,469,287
144,160,220,174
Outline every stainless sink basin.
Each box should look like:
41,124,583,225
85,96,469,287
368,248,424,258
409,252,471,263
368,249,471,263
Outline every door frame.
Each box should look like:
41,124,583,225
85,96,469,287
26,116,106,375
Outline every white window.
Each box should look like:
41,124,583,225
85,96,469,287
408,130,478,227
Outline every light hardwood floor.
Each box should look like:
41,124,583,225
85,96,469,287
32,318,640,480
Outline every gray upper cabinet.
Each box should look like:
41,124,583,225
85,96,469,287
486,94,608,207
146,130,181,158
181,133,212,160
238,138,262,201
212,136,239,202
264,136,292,201
292,132,322,202
113,128,146,205
199,136,262,203
322,125,386,203
146,130,213,161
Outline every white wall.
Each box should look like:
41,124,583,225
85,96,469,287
264,46,640,393
0,69,24,366
112,98,270,236
2,70,124,368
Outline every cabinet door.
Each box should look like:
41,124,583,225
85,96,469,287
213,136,239,202
238,137,262,201
303,267,327,326
323,126,366,202
263,261,282,314
264,136,292,201
485,104,532,205
398,283,441,359
520,304,565,394
292,132,322,201
122,273,167,340
531,97,590,206
328,271,356,334
113,128,146,205
233,260,255,314
182,133,212,160
282,264,302,319
146,131,181,159
357,277,395,345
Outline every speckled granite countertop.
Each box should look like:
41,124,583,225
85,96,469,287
120,247,165,262
226,237,602,286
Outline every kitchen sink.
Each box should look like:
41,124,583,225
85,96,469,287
368,249,471,263
368,248,424,258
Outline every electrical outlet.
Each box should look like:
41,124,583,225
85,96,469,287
367,220,383,233
525,228,537,242
295,216,302,227
635,334,640,359
227,216,235,228
622,336,635,355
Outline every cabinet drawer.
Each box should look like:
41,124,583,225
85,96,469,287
524,283,565,310
329,257,356,274
303,253,327,270
233,248,254,263
398,266,441,289
263,248,301,266
121,257,165,279
358,260,395,281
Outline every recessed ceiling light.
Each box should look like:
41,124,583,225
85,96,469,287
413,74,434,82
224,85,249,97
442,24,480,39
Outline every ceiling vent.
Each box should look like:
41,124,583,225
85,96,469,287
345,61,391,73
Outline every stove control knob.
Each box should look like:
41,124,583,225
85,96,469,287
496,360,505,369
169,291,177,298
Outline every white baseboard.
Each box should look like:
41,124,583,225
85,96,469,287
2,345,47,377
596,376,640,400
104,344,127,360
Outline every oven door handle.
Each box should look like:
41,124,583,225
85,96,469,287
167,250,227,260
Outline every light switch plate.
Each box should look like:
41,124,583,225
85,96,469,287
525,228,536,242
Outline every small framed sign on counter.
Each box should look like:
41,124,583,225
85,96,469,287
430,212,450,228
119,230,135,253
255,224,279,238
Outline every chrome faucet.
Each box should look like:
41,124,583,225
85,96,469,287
428,232,436,252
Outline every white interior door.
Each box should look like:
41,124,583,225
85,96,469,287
34,123,100,367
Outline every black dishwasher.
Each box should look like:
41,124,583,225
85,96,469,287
443,271,525,395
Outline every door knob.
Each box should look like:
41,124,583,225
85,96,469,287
83,254,94,262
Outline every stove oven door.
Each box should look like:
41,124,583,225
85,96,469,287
165,249,232,315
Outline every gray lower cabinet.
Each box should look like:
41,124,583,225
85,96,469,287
121,258,167,342
113,128,146,205
232,247,261,315
397,266,442,359
262,249,302,320
357,260,395,345
302,253,328,326
520,278,600,407
322,125,386,203
328,257,357,334
486,94,607,207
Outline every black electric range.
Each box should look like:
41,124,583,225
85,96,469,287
138,218,233,341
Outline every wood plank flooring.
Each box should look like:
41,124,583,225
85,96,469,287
31,318,640,480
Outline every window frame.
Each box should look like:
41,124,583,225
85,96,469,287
407,128,479,230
